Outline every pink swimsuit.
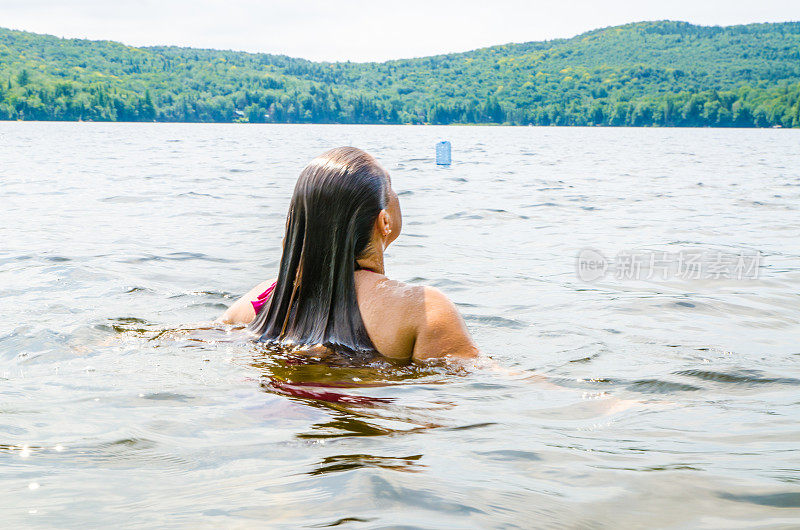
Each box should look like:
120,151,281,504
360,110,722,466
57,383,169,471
251,281,277,315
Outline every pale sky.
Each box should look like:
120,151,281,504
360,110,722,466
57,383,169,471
1,0,798,62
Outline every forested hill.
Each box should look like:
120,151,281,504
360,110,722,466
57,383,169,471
1,20,800,127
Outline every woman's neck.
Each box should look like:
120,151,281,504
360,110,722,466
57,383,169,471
356,246,385,275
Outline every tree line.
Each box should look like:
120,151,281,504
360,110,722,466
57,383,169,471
1,20,799,127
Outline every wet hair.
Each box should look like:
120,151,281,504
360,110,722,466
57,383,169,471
249,146,388,356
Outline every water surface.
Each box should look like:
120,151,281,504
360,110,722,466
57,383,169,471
1,123,799,527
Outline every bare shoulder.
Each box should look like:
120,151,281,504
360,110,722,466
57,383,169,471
354,272,424,359
411,285,479,361
355,272,428,322
355,271,478,361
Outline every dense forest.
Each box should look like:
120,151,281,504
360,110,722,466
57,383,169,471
1,20,800,127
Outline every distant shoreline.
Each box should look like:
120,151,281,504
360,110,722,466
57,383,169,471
2,21,799,128
2,120,794,130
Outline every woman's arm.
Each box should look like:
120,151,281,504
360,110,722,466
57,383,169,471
411,286,479,361
217,278,276,325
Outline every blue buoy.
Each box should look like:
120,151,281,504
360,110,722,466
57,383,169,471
436,141,451,165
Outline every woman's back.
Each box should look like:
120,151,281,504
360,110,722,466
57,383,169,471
220,270,478,362
353,270,478,361
219,146,479,362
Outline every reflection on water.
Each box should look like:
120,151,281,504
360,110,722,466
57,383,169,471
308,453,424,475
1,122,799,527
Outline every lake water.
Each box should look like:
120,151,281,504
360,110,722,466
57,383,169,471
1,122,799,528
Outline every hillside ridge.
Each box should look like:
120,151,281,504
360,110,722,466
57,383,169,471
1,20,799,127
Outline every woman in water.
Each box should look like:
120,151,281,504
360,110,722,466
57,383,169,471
219,146,479,362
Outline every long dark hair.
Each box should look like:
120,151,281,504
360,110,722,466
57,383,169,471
249,147,388,355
